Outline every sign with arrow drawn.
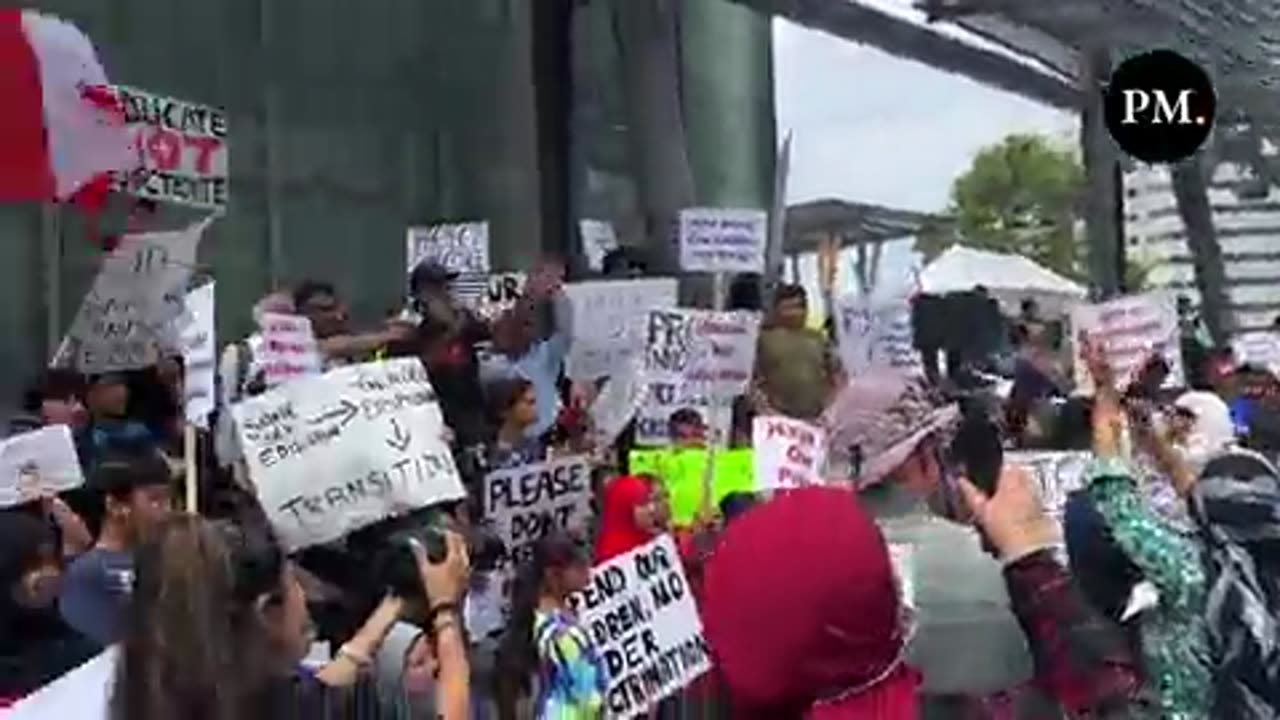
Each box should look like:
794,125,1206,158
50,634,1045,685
232,358,464,550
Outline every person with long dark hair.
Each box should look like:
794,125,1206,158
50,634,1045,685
496,533,603,720
111,514,473,720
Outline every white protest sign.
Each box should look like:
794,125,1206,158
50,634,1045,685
1233,331,1280,376
405,221,490,274
580,219,619,272
835,294,922,376
590,357,651,448
483,456,593,568
63,217,210,373
179,282,216,428
1006,451,1090,519
2,647,116,720
565,278,679,380
257,313,323,388
0,426,85,509
1071,292,1185,394
752,416,827,490
113,86,229,209
636,308,759,444
679,207,767,274
461,272,526,321
232,359,465,550
570,535,712,719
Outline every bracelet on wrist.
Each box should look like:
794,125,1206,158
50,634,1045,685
427,602,459,624
337,643,373,669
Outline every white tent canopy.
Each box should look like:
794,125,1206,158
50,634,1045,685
918,245,1086,318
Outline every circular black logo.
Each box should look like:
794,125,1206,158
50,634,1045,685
1104,49,1216,163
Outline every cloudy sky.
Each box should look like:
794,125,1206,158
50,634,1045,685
773,0,1077,292
774,4,1077,212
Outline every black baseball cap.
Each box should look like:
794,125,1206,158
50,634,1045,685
409,261,459,294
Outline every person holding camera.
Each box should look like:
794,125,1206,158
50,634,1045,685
109,514,472,720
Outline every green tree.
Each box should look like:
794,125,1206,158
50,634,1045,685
920,133,1085,279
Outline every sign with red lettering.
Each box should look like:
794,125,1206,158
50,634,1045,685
752,415,828,490
112,86,229,209
1070,291,1184,393
257,313,322,388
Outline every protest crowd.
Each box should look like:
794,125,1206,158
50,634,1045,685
7,10,1280,720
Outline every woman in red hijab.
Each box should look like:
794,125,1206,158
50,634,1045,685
594,475,667,562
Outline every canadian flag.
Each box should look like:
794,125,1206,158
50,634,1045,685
0,9,136,202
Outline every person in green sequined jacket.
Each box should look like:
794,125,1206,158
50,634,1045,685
1081,338,1213,720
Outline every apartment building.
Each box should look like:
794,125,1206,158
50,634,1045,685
1124,163,1280,331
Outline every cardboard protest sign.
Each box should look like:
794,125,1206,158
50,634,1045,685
113,86,228,209
752,416,828,490
628,449,755,526
636,308,759,445
1233,331,1280,376
232,359,465,550
0,426,85,508
484,456,593,567
1005,451,1090,519
579,219,619,272
679,207,767,274
405,221,490,274
570,535,712,719
62,217,210,373
179,282,216,428
564,278,679,380
257,313,323,387
835,294,921,376
1071,292,1184,394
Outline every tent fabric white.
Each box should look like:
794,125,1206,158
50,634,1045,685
918,245,1086,317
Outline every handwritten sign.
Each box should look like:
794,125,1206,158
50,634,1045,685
579,219,619,272
405,221,490,274
453,272,526,321
484,456,593,568
0,426,85,509
636,308,759,445
835,294,922,376
679,207,767,274
565,279,679,380
1005,451,1090,518
112,86,228,209
257,313,322,388
232,359,465,550
179,283,216,428
62,218,210,373
1071,292,1184,394
752,416,827,490
1233,331,1280,376
570,535,712,719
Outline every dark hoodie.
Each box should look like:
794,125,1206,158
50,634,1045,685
0,509,97,702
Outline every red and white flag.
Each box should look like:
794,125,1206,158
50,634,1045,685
0,9,136,202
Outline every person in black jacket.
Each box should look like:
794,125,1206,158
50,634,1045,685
0,509,97,705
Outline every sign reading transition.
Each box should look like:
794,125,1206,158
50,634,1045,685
232,359,465,550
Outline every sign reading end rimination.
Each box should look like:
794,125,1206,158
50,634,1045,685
232,358,465,550
570,535,711,720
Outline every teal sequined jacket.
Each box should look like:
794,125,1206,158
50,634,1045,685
1086,456,1213,720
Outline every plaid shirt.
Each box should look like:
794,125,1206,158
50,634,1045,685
1004,550,1156,719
